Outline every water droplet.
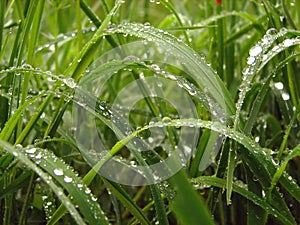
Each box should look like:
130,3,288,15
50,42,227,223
162,117,172,123
247,56,256,65
282,38,294,47
63,78,76,88
249,45,263,57
144,22,151,28
26,148,37,154
266,28,277,35
54,169,64,176
122,55,140,62
281,92,290,101
274,82,284,90
64,176,73,183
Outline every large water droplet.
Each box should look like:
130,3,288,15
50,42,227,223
64,176,73,183
63,78,76,88
249,45,263,57
282,39,294,47
26,148,37,154
54,168,64,176
281,92,290,100
274,82,284,90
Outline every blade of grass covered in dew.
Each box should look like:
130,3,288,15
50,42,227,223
263,144,300,224
159,0,190,46
0,141,87,225
19,146,109,225
49,158,151,225
242,66,284,224
268,101,300,186
243,52,300,135
233,29,300,130
46,97,151,224
192,176,295,225
262,2,300,105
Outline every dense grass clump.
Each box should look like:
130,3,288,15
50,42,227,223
1,0,300,224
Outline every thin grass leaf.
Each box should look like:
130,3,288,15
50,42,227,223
102,179,151,225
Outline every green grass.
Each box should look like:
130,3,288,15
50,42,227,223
1,0,300,224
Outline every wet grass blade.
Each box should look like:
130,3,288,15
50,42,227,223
0,141,87,225
193,176,294,225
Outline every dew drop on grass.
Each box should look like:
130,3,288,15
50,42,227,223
283,38,294,47
64,176,73,183
54,168,64,176
249,45,263,57
281,92,290,100
63,78,76,88
274,82,284,90
122,55,140,62
26,148,37,154
162,117,172,124
247,56,256,65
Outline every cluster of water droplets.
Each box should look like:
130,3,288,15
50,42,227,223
22,145,108,222
36,26,97,53
104,22,186,49
235,28,295,126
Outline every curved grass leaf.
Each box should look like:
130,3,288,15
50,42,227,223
18,145,109,225
193,176,294,225
0,141,86,225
